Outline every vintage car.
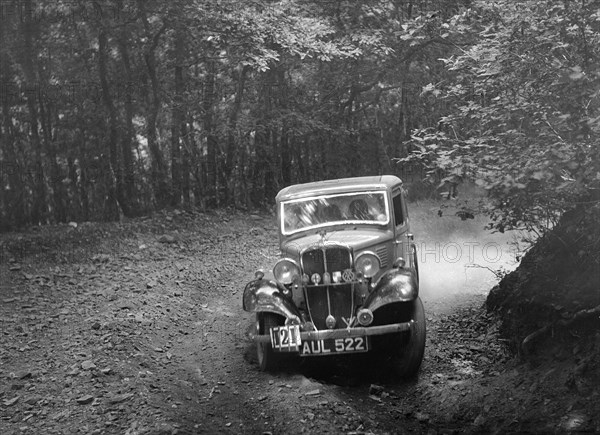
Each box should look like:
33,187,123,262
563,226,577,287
243,175,425,376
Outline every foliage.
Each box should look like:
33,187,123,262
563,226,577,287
399,0,600,234
1,0,475,229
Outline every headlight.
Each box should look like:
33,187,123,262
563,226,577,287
273,258,300,285
355,252,381,278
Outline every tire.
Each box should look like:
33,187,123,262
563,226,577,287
394,297,426,378
256,312,284,372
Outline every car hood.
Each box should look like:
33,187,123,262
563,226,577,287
281,228,393,257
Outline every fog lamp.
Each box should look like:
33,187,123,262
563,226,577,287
357,308,374,326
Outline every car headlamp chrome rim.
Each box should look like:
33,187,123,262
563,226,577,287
273,258,300,285
355,252,381,278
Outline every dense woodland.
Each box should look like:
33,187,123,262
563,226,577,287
0,0,598,234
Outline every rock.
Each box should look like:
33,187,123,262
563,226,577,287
91,254,111,263
9,265,22,271
81,360,96,370
3,397,19,406
474,414,486,426
76,395,94,405
17,371,32,380
369,384,384,395
305,389,321,396
158,235,177,244
107,393,133,404
560,412,588,431
24,395,40,405
415,412,430,423
119,302,135,310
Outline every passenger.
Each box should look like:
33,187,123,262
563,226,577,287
323,204,342,221
348,199,372,220
285,206,304,231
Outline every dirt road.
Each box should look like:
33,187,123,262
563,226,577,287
1,207,597,434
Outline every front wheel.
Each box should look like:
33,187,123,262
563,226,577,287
256,312,284,372
394,297,426,378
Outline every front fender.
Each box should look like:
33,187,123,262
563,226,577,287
242,279,302,324
363,267,418,312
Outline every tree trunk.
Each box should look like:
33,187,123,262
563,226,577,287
203,61,218,207
170,25,185,207
38,91,66,223
78,129,90,221
138,0,169,208
224,64,248,206
187,113,205,208
116,15,138,215
0,35,24,229
19,0,46,224
180,121,191,209
98,30,125,220
376,108,391,174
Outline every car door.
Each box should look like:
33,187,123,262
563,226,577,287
392,188,414,270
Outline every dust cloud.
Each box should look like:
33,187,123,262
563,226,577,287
409,202,527,302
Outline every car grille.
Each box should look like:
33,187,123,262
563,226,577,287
376,245,389,269
301,246,352,277
305,285,353,330
302,246,353,330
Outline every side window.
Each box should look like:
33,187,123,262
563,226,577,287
393,193,404,226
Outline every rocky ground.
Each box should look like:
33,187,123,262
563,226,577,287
0,205,598,434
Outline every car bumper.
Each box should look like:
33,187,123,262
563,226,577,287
251,320,413,343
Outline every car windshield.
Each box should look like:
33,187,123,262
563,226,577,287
281,191,389,235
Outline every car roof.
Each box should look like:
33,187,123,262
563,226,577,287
276,175,403,202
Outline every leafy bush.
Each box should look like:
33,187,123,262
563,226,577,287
399,1,600,236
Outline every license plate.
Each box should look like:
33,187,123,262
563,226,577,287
300,336,369,357
270,325,301,352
